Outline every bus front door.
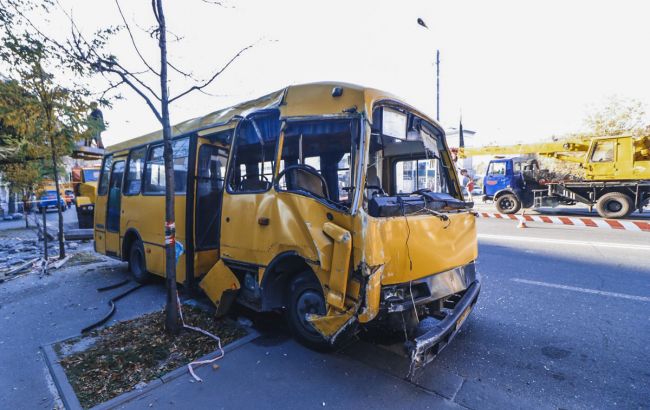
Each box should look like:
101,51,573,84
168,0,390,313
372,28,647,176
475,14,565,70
105,160,125,257
193,142,229,275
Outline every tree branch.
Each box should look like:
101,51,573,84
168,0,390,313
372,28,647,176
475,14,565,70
167,60,195,79
114,0,160,76
169,43,253,103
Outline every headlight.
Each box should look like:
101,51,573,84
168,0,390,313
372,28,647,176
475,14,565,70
87,205,94,211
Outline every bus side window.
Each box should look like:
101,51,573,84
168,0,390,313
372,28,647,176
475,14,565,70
98,155,113,196
125,147,146,195
144,138,189,194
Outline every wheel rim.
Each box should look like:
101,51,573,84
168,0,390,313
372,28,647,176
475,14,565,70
296,289,326,336
606,200,622,212
499,197,514,210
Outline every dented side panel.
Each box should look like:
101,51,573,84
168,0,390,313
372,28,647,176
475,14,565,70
199,259,240,315
219,189,359,303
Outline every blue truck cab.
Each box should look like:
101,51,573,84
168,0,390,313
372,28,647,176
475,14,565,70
483,157,538,214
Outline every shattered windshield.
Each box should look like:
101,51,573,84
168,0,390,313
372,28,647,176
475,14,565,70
364,108,465,216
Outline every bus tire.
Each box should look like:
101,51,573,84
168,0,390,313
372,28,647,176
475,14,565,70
596,192,632,219
129,240,151,284
286,272,331,351
495,193,521,214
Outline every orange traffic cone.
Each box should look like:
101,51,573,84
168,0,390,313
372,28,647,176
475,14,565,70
517,211,528,228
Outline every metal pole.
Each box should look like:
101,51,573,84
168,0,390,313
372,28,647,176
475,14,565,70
42,210,48,261
436,49,440,122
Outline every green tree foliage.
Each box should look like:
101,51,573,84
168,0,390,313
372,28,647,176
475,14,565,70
584,96,648,137
1,6,93,248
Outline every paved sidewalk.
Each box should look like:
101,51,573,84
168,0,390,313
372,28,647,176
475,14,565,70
0,258,166,409
117,335,462,410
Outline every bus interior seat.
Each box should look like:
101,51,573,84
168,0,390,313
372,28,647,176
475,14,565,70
240,174,271,191
291,168,328,199
365,166,384,198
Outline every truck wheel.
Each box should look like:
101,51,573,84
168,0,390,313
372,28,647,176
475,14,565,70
286,272,331,351
495,193,521,214
596,192,632,219
129,240,152,283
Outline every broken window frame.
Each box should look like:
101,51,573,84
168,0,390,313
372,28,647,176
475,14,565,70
368,105,460,200
274,115,362,213
226,111,281,195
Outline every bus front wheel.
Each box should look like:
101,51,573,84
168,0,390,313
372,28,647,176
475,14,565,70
286,272,331,351
129,240,152,283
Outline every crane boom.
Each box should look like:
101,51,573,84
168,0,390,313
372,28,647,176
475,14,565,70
458,139,590,159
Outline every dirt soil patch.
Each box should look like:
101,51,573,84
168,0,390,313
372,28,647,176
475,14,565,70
57,307,247,409
68,251,104,266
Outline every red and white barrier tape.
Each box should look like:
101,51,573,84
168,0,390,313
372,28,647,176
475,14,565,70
478,212,650,232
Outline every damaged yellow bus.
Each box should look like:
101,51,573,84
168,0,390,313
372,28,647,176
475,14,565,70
94,82,480,377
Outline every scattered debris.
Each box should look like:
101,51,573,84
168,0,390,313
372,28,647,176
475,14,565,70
57,307,247,409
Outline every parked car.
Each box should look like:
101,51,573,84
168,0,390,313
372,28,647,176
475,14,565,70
64,189,75,208
37,190,66,213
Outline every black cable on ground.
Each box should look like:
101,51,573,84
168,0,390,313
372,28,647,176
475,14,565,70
96,279,130,292
81,284,146,333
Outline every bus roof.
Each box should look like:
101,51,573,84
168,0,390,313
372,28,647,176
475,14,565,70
107,82,435,153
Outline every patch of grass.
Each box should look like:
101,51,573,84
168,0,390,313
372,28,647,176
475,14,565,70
58,307,247,409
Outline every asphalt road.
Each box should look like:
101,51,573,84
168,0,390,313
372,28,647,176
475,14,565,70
0,216,648,409
439,218,650,409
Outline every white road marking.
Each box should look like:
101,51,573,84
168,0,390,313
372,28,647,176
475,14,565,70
512,278,650,302
478,233,650,251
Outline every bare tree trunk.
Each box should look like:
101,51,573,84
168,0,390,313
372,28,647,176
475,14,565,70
8,186,15,214
49,132,66,259
23,192,30,228
156,0,180,335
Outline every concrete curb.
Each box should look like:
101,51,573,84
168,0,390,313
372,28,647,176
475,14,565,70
41,343,84,410
42,324,261,410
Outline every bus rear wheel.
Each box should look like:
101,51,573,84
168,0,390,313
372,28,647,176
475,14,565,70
495,193,521,214
286,272,331,351
129,240,151,283
596,192,632,219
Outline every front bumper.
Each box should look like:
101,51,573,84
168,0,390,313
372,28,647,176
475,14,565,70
375,263,481,380
381,262,478,314
405,279,480,380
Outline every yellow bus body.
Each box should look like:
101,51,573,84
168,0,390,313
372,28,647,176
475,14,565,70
93,82,480,375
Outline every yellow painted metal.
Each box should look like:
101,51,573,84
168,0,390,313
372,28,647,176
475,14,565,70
321,222,352,310
199,259,241,311
306,307,356,339
459,135,650,181
120,193,187,280
357,265,383,323
356,211,478,286
105,82,428,154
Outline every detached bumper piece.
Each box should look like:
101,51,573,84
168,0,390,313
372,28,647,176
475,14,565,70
405,280,481,381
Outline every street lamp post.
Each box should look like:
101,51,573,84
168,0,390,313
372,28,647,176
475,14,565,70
417,18,440,122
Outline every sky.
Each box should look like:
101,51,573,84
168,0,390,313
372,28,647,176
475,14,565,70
43,0,650,147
